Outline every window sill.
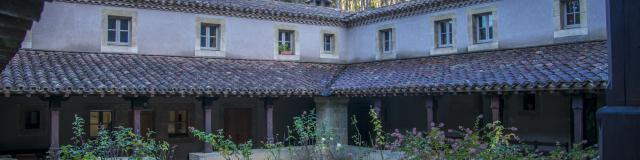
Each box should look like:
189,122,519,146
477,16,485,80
195,49,225,57
275,54,300,61
320,52,339,59
553,27,588,38
430,47,457,56
468,41,499,52
377,51,396,60
101,45,138,53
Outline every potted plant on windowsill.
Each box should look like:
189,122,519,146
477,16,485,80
278,44,294,55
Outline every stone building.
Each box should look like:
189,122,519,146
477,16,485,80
0,0,607,159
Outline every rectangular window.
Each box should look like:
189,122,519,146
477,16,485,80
523,94,536,111
107,16,131,45
89,111,113,137
379,29,393,53
436,19,453,47
168,110,188,137
323,33,335,53
25,111,40,129
200,24,220,50
474,13,494,43
278,30,295,55
563,0,581,28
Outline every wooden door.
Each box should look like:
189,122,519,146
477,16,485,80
224,108,252,144
140,110,154,136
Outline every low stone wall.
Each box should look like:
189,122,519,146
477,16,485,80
189,146,404,160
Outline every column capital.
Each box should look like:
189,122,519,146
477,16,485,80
261,97,277,107
197,96,218,109
124,96,150,109
40,95,69,110
314,97,349,105
571,95,584,110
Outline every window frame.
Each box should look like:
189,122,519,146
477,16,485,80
474,12,494,44
88,110,113,137
200,23,221,50
277,29,296,55
323,33,335,54
523,94,536,112
379,28,394,54
436,19,454,48
562,0,581,29
24,111,40,130
106,16,132,46
168,110,189,137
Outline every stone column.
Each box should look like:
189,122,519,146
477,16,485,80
126,97,149,134
490,95,501,122
262,98,276,142
197,97,217,152
572,95,584,144
42,96,68,160
425,96,434,131
373,98,383,122
314,97,349,144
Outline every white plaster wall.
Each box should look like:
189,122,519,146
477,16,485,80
346,0,607,62
31,2,349,63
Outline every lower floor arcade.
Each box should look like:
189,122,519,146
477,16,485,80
0,92,604,159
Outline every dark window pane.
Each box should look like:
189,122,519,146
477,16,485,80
108,18,116,29
107,30,116,42
567,14,575,25
479,28,486,40
212,26,217,37
120,31,128,43
201,25,207,36
200,37,206,47
575,14,580,24
120,20,129,30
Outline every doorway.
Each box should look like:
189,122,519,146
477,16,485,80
224,108,252,144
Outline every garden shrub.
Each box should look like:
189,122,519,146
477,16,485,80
59,115,174,160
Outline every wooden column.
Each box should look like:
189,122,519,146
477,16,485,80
425,96,434,131
126,97,149,134
490,95,501,122
262,98,276,142
197,97,217,152
42,96,68,160
572,95,584,144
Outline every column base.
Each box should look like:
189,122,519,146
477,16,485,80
48,147,60,160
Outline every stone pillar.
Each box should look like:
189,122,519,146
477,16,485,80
490,95,501,122
373,98,383,122
126,97,149,134
572,95,584,144
425,96,434,131
314,97,349,144
197,97,217,152
262,98,276,142
42,96,68,160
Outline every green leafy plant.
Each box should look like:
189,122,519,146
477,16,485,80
190,127,254,160
59,115,173,159
278,43,291,52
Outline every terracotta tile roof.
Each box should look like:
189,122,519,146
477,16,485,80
0,50,343,97
0,41,608,97
56,0,492,27
331,41,608,96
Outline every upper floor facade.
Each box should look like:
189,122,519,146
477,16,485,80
22,0,607,64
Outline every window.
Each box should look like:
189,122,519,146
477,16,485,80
25,111,40,129
379,29,393,53
523,94,536,111
323,33,335,53
436,19,453,47
168,110,188,137
563,0,581,28
278,30,295,55
474,13,493,43
107,16,131,45
89,111,113,137
200,24,220,50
